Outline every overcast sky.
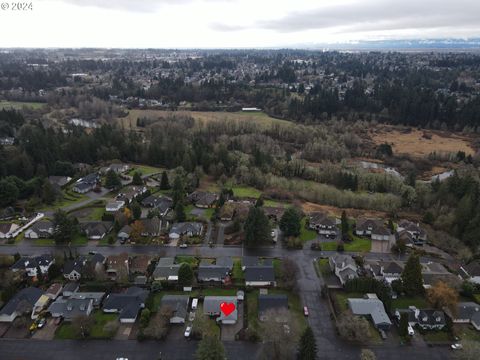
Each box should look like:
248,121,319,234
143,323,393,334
1,0,479,48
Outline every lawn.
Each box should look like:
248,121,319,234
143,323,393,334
333,291,364,313
246,290,259,332
38,191,88,211
454,324,480,342
176,256,199,268
474,294,480,304
423,331,451,343
202,288,236,296
70,233,88,246
128,164,163,176
391,296,428,309
316,258,331,276
55,312,118,339
272,258,283,279
300,217,317,242
322,233,371,252
0,100,46,110
232,186,262,198
34,239,55,246
232,258,244,285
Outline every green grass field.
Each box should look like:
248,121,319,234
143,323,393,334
322,232,371,252
0,100,46,110
127,164,163,176
232,186,262,198
39,191,88,212
300,217,317,242
391,296,429,309
55,311,118,339
232,259,244,285
316,258,331,276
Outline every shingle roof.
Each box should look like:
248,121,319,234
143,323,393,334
348,298,392,327
258,294,288,315
0,287,44,316
245,266,275,282
161,295,189,321
103,287,148,320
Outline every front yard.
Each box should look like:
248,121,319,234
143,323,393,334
322,231,371,252
55,311,118,339
300,217,317,242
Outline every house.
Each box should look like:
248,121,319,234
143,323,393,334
69,292,105,308
258,294,289,322
103,287,149,323
11,255,54,278
48,176,71,188
242,256,259,271
348,294,392,331
104,163,130,174
371,225,395,253
81,221,113,240
245,266,276,287
117,225,132,243
47,297,93,321
188,191,218,208
116,186,148,204
263,207,286,222
63,257,87,281
140,217,162,237
0,222,20,239
0,287,44,322
62,282,79,297
329,254,358,285
169,222,203,240
395,306,446,330
160,295,189,324
0,136,15,146
106,201,125,213
421,261,461,289
141,196,173,216
73,173,99,194
396,220,427,245
446,302,480,330
24,220,54,239
461,261,480,285
106,253,129,280
152,257,180,281
380,261,404,284
203,296,238,324
45,283,63,300
129,255,152,275
197,257,233,283
309,212,337,237
355,218,384,236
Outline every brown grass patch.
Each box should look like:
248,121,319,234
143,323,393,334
370,127,475,158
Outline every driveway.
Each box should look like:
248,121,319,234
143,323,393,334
31,319,57,340
221,302,243,341
114,324,132,340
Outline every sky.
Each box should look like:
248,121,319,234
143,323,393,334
1,0,480,48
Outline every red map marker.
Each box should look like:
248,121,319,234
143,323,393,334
220,302,235,316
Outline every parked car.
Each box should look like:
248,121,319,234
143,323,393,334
189,312,195,322
303,306,309,316
451,344,463,350
184,326,192,338
179,244,188,248
407,325,414,336
191,298,198,310
37,318,47,329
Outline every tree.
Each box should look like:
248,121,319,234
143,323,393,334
132,171,143,186
72,315,94,338
401,254,424,297
178,263,194,286
160,171,170,190
360,349,377,360
172,176,185,207
337,313,371,343
130,220,145,244
255,196,264,208
53,209,77,244
341,210,349,236
427,281,459,315
130,201,141,220
139,308,151,328
399,312,409,338
41,180,56,205
279,207,301,237
143,306,172,340
260,309,298,360
282,258,299,291
196,336,226,360
175,202,186,222
298,326,317,360
47,263,61,279
244,207,271,246
0,179,19,207
105,169,121,189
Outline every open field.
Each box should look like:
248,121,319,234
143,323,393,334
118,110,293,130
0,100,46,110
127,164,163,176
370,126,475,157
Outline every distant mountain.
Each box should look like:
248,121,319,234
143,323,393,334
297,39,480,51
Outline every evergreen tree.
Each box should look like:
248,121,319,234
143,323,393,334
244,207,270,246
175,202,186,222
255,196,264,208
53,210,77,244
130,201,141,220
159,171,170,190
105,169,121,189
172,176,185,207
298,326,317,360
401,254,424,297
399,312,409,338
196,336,226,360
341,211,349,235
279,207,301,237
41,180,56,205
178,263,194,286
132,171,143,186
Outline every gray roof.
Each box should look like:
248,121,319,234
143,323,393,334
0,287,44,316
216,257,233,269
161,295,189,321
198,266,230,282
258,294,288,316
70,292,105,307
203,296,237,322
62,282,80,295
103,287,148,320
11,254,53,271
245,266,275,282
47,297,92,321
348,298,392,327
242,256,259,267
455,302,480,320
63,258,86,276
153,258,180,279
169,222,203,236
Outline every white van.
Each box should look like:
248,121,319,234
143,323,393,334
191,298,199,310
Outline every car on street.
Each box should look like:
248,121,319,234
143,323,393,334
303,306,309,316
179,243,188,248
37,318,47,329
184,326,192,338
451,344,463,350
407,325,414,336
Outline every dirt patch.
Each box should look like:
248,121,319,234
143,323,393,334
370,127,475,158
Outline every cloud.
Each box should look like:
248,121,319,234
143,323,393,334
211,0,480,36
